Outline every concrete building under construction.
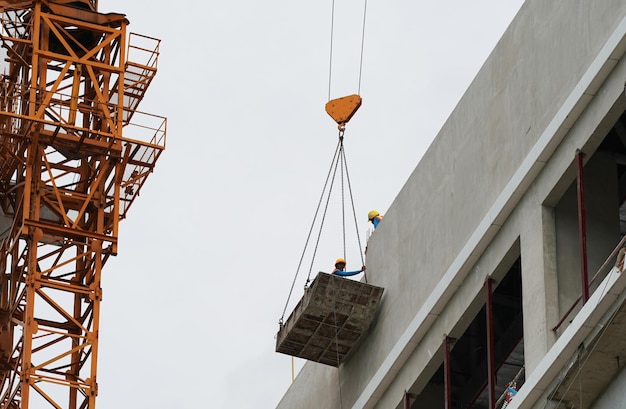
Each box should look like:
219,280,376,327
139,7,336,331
277,1,626,408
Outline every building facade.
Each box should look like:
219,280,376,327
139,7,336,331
277,1,626,408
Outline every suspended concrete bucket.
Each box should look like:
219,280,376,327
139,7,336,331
276,272,384,367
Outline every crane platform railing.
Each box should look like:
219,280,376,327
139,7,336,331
110,33,160,125
0,78,166,220
0,78,165,147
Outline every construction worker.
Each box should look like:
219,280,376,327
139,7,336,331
332,258,366,277
501,382,518,409
368,210,383,229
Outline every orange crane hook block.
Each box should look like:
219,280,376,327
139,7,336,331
325,94,362,131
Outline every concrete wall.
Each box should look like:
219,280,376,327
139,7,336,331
592,366,626,409
276,0,626,407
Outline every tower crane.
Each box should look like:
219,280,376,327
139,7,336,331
0,1,166,407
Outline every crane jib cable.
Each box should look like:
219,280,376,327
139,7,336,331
279,131,366,327
327,0,369,101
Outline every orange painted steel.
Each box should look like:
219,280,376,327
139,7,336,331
325,94,362,131
0,1,165,408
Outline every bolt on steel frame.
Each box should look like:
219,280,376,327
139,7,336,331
0,1,166,407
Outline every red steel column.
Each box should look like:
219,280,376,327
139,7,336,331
486,278,496,409
444,335,452,409
576,150,589,303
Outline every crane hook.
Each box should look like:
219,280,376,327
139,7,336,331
325,94,362,131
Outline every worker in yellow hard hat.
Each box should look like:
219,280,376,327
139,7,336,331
332,258,366,277
368,210,383,229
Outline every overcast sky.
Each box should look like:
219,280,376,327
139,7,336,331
93,1,526,407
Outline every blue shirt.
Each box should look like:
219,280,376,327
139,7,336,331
372,216,382,229
332,269,362,277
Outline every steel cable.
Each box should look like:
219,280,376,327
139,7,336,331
279,140,341,325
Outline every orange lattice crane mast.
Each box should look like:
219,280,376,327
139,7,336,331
0,1,166,407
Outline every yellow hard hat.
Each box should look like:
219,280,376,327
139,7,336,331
335,258,346,266
368,210,379,221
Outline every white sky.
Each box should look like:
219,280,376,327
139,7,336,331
93,1,526,407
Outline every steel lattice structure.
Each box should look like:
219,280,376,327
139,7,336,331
0,1,166,407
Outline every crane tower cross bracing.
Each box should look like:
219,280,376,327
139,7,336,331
0,1,166,408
